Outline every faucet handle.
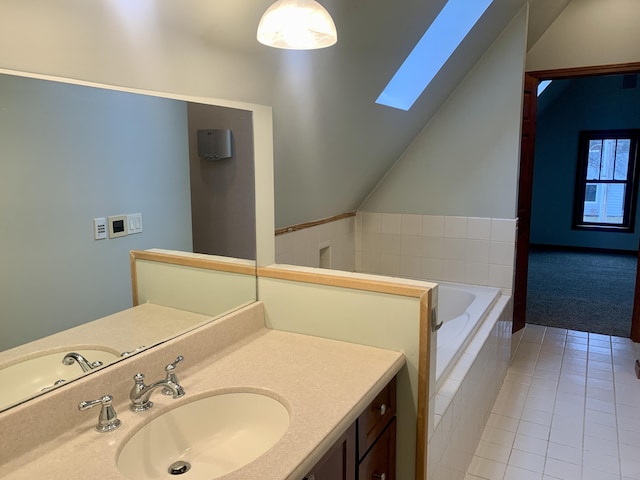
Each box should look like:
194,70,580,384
162,355,184,396
165,355,184,373
78,394,122,433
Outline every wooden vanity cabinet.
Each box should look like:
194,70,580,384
302,423,356,480
303,376,397,480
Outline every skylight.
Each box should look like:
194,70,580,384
376,0,494,111
537,80,552,96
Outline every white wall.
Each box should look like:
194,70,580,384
0,74,192,350
526,0,640,72
275,217,356,271
360,7,528,220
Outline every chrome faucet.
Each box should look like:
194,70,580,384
62,352,103,372
129,356,185,412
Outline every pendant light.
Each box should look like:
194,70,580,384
257,0,337,50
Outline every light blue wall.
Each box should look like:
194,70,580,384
530,75,640,251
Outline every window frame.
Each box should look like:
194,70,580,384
572,129,640,233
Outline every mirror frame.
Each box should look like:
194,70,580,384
0,67,275,411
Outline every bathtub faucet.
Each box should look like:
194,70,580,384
431,306,443,332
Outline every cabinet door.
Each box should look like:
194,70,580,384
358,418,396,480
303,422,356,480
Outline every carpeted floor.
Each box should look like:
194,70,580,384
526,246,637,338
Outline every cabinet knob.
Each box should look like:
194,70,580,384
378,403,387,416
373,473,386,480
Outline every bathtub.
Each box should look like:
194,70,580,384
428,283,511,480
434,282,501,388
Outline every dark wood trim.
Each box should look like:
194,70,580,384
275,211,357,236
513,73,538,333
528,62,640,80
632,247,640,343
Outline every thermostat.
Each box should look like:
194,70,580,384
108,215,129,238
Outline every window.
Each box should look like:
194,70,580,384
375,0,494,111
573,130,640,232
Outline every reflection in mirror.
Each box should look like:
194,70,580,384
0,73,258,411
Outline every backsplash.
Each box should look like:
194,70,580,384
356,212,517,295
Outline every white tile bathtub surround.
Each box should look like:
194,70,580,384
356,212,516,294
467,217,492,241
423,215,445,237
275,216,356,271
444,216,468,239
490,218,517,242
401,213,423,235
427,296,512,480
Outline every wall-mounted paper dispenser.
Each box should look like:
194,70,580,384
197,129,233,161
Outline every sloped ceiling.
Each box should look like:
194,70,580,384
0,0,567,228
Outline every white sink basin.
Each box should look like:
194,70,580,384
117,392,290,480
0,348,120,409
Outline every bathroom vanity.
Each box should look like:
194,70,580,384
0,301,404,480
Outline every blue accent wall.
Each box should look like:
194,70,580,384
530,75,640,251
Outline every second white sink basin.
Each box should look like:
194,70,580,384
0,348,120,409
117,392,290,480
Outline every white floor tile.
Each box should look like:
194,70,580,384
585,397,616,414
475,439,511,464
517,420,550,440
467,456,507,480
464,325,640,480
503,464,542,480
586,384,615,403
520,408,553,427
619,428,640,448
582,468,622,480
513,433,548,456
549,425,583,448
584,421,618,442
486,413,520,433
583,451,621,475
508,449,545,473
546,441,582,465
543,457,581,480
482,425,516,448
583,434,619,457
620,457,640,480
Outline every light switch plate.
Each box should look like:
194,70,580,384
127,213,143,234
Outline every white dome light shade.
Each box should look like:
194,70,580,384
257,0,337,50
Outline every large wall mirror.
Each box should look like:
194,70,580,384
0,70,273,412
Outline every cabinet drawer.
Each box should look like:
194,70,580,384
358,417,396,480
357,376,396,459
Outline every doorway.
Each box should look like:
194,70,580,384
513,62,640,341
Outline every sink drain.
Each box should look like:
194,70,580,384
168,461,191,475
